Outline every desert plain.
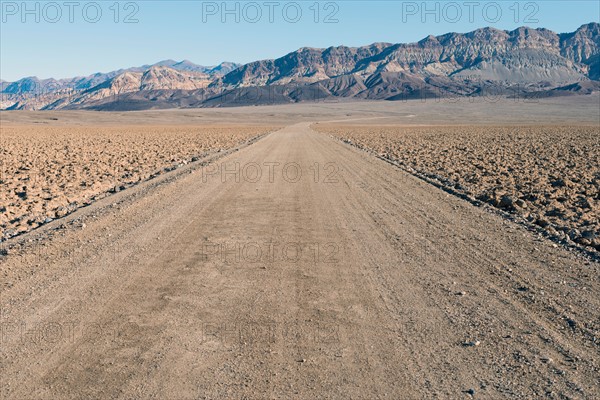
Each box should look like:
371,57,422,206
1,97,599,399
0,125,278,240
315,124,600,253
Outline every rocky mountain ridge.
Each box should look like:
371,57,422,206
2,23,598,110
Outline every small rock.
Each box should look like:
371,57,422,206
581,230,596,240
499,195,514,209
568,229,580,240
55,207,69,218
550,178,567,188
577,237,591,246
535,218,550,228
515,199,527,208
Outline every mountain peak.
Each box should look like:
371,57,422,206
174,59,197,66
419,34,439,44
152,59,178,66
577,22,600,31
2,23,598,110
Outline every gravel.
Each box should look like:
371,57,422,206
317,124,600,254
0,125,277,240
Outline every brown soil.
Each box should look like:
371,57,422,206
315,124,600,254
0,125,279,240
1,122,598,399
1,99,598,399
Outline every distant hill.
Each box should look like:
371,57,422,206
2,23,598,110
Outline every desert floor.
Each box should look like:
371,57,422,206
1,97,599,399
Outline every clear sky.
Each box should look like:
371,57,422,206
1,0,599,81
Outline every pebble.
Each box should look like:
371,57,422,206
581,230,595,239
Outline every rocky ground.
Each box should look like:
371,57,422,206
0,125,277,240
315,124,600,254
2,122,598,399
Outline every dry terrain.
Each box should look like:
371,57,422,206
315,125,600,254
1,99,599,399
0,125,278,240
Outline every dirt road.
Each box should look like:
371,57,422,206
1,122,598,399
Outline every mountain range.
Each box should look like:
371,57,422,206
2,23,599,111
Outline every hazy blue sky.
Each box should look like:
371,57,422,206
1,0,599,81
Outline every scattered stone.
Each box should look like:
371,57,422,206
55,207,69,218
550,178,567,188
1,125,275,239
515,199,527,209
317,125,599,255
535,218,550,228
499,195,515,209
581,230,596,240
